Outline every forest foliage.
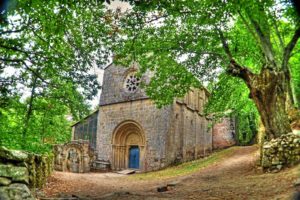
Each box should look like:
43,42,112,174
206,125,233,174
113,0,299,106
0,0,300,152
113,0,300,139
0,97,71,153
205,74,259,145
0,0,111,152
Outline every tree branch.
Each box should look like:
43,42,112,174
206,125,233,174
227,60,254,84
144,14,168,24
282,26,300,71
21,60,54,87
187,51,225,58
217,28,253,82
247,14,276,67
0,28,26,35
0,57,24,63
270,12,284,49
217,28,233,60
237,10,260,45
0,44,30,55
21,72,38,148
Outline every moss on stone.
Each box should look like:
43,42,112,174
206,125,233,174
0,177,12,186
0,146,29,163
0,183,35,200
262,133,300,171
0,164,29,184
0,146,54,190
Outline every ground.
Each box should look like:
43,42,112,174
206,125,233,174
42,146,300,200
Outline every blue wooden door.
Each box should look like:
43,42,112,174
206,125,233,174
129,146,140,169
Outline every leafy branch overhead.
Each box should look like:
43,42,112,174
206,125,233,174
0,0,114,150
113,0,300,139
0,1,116,114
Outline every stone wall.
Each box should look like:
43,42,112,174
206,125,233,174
212,118,236,149
262,133,300,171
97,90,212,172
172,88,213,162
53,141,95,173
100,63,151,106
0,146,54,200
98,99,172,171
166,100,212,165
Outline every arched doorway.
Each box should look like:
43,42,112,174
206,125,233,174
112,121,145,170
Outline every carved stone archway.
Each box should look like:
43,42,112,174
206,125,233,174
112,121,145,170
54,141,93,173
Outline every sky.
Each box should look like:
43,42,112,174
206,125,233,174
108,0,131,11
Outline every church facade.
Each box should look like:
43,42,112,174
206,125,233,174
95,64,213,172
68,63,236,173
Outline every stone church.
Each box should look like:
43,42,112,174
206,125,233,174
96,63,213,172
56,63,236,173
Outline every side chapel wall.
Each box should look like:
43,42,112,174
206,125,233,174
165,88,212,164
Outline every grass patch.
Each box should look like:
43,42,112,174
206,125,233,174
131,147,237,180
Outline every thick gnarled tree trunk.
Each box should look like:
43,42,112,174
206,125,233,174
246,68,292,139
226,60,292,140
217,23,300,140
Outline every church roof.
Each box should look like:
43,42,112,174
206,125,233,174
71,109,99,127
103,62,113,70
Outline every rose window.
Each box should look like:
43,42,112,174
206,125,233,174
125,73,140,93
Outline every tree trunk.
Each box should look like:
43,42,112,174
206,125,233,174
218,22,300,139
248,113,258,145
290,78,299,108
246,68,292,139
22,74,38,148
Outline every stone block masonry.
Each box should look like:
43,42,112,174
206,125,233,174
212,118,236,149
96,63,214,172
262,133,300,171
0,146,54,200
53,140,95,173
98,99,172,171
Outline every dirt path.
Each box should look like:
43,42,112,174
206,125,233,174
42,146,300,199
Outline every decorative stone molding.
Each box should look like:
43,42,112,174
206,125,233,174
111,120,146,170
53,140,95,173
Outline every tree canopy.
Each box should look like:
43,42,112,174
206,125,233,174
0,0,112,112
1,0,299,152
113,0,300,139
0,0,112,151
